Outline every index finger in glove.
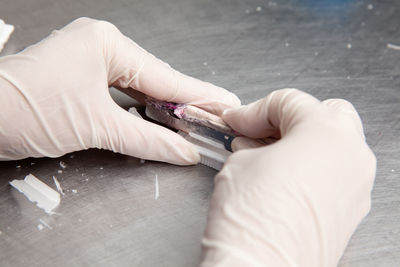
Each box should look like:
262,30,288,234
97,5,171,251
222,88,320,139
91,20,240,115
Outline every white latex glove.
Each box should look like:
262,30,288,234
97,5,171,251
201,89,376,267
0,18,240,164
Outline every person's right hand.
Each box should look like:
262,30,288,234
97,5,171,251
201,89,376,267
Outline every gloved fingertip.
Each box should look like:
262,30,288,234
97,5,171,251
227,92,241,107
167,138,201,165
180,142,201,164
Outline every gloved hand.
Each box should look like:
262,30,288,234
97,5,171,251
0,17,240,164
201,89,376,266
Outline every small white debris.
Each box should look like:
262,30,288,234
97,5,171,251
347,76,351,79
37,224,44,231
78,218,82,222
314,52,319,56
361,22,366,27
59,161,67,169
0,20,14,53
39,219,52,230
72,189,77,194
30,162,35,166
245,9,250,14
392,169,395,172
140,159,145,164
16,165,21,169
367,4,373,10
100,167,103,170
347,43,352,49
9,174,60,214
387,43,400,50
212,71,216,75
277,72,281,76
285,42,289,47
52,176,65,196
203,61,208,66
85,178,89,182
256,6,262,12
128,107,143,119
69,154,75,159
57,170,63,174
155,175,159,200
81,173,85,177
109,224,113,228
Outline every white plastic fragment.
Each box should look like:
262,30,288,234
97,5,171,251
347,43,352,49
9,174,60,214
128,107,143,119
52,176,65,195
387,43,400,50
59,161,67,169
0,19,14,53
39,219,52,230
155,174,159,200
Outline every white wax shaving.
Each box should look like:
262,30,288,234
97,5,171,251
52,176,65,195
155,175,159,200
0,19,14,53
37,224,44,231
59,161,67,169
387,43,400,50
9,174,60,214
39,219,53,230
128,107,143,119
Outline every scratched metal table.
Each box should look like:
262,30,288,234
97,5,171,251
0,0,399,266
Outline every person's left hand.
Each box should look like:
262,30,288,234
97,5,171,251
0,17,240,164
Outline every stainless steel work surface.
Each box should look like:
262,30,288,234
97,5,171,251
0,0,399,266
